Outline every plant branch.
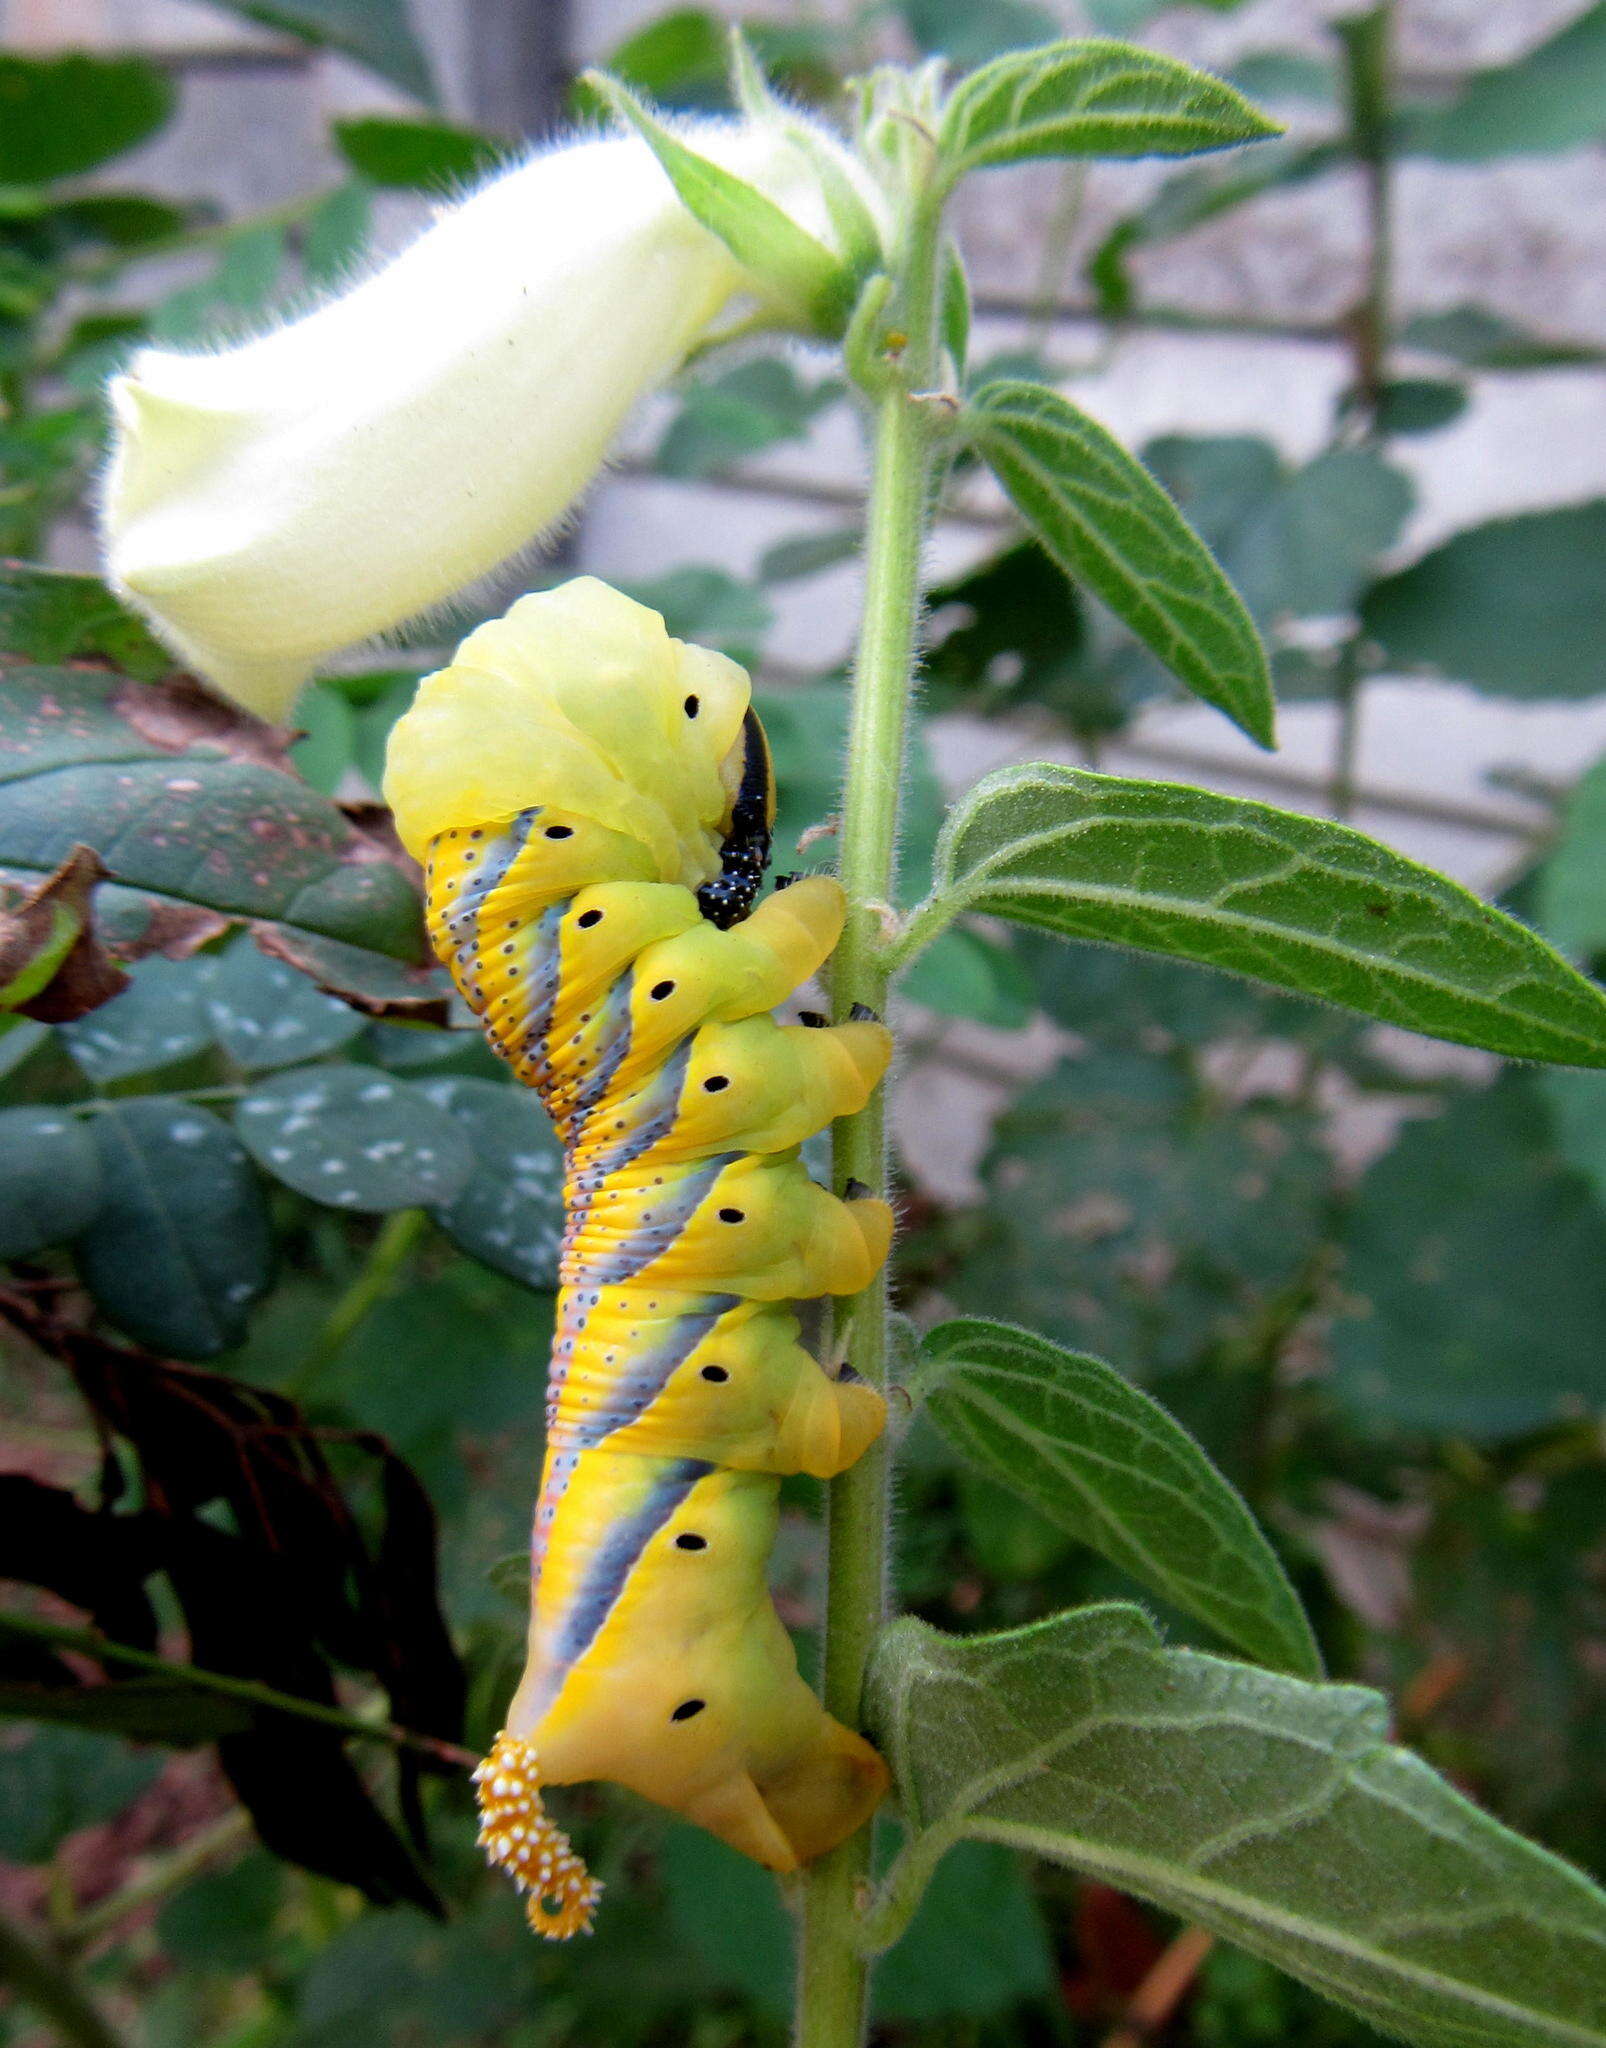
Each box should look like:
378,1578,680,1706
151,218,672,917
59,1809,253,1953
793,182,948,2048
0,1612,478,1771
64,188,330,286
290,1206,428,1396
1100,1924,1217,2048
1331,1,1396,825
0,1914,126,2048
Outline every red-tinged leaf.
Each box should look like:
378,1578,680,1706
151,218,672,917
0,658,431,1016
0,844,128,1021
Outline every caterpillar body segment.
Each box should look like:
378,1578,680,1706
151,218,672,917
387,579,892,1938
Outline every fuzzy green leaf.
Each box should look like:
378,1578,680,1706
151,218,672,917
967,383,1274,745
905,763,1606,1066
920,1318,1320,1676
587,73,853,333
867,1605,1606,2048
939,38,1280,181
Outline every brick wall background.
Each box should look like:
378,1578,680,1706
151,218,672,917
5,0,1603,1190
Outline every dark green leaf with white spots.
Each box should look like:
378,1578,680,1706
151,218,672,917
75,1099,272,1357
201,933,366,1071
0,658,433,1005
419,1077,565,1291
60,956,211,1081
237,1068,474,1212
0,1106,101,1259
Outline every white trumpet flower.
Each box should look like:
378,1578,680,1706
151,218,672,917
102,120,872,720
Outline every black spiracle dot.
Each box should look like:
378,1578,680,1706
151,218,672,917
703,1075,730,1094
683,694,700,718
650,980,675,1001
577,908,603,928
671,1698,706,1722
717,1207,744,1224
544,824,574,840
674,1533,708,1552
700,1364,729,1383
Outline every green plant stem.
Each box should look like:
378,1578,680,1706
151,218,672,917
1330,637,1364,822
0,1913,126,2048
1343,2,1396,437
291,1206,427,1396
794,190,947,2048
60,1809,252,1953
0,1612,477,1770
65,187,329,286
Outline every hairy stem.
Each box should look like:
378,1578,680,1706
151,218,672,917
794,186,947,2048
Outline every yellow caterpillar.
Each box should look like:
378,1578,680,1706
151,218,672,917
385,578,891,1937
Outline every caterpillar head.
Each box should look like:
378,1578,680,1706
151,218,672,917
699,706,776,929
384,577,767,904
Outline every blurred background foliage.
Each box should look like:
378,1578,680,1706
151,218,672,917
0,0,1603,2043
